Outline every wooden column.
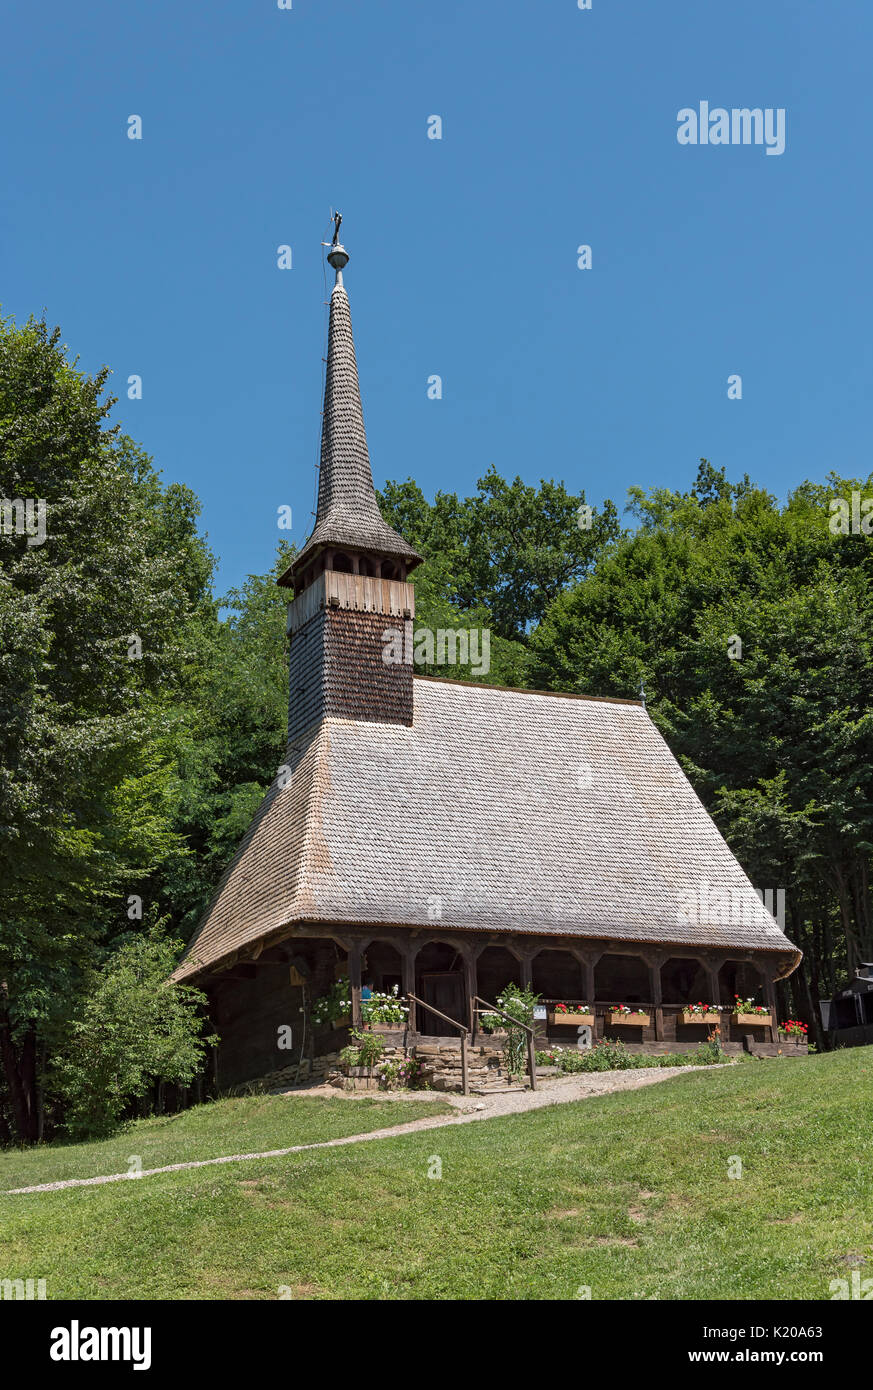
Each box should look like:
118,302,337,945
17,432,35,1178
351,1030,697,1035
402,944,417,1033
583,958,596,1009
706,958,722,1007
463,951,478,1036
764,973,779,1044
519,950,534,992
649,956,664,1042
572,948,600,1042
348,943,363,1031
457,940,483,1039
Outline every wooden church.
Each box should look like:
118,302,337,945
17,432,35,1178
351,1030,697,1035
174,226,802,1086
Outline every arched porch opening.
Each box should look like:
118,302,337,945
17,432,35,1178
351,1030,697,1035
594,953,649,1004
717,959,766,1010
476,946,521,1003
531,949,584,1003
660,956,709,1006
363,939,404,998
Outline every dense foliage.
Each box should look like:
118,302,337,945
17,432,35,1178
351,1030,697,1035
52,931,216,1139
2,314,870,1142
536,1038,728,1072
528,461,873,1032
0,316,285,1142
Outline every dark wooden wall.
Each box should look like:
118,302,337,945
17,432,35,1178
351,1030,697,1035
209,939,341,1087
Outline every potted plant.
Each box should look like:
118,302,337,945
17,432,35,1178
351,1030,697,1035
678,1002,722,1025
362,985,410,1030
732,995,772,1026
609,1004,650,1025
778,1019,808,1040
547,1001,594,1026
311,977,351,1029
338,1030,387,1086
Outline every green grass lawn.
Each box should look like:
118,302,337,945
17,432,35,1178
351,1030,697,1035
0,1092,451,1190
2,1050,871,1300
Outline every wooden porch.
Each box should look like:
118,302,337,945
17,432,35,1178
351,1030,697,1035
204,923,803,1087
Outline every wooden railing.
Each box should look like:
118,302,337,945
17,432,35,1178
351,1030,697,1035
472,995,537,1092
406,992,469,1096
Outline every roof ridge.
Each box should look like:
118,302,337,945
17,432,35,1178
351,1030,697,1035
413,674,645,707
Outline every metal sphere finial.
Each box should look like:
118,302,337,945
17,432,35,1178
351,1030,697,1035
326,211,348,275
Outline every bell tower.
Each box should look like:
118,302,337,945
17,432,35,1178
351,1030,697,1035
278,218,423,746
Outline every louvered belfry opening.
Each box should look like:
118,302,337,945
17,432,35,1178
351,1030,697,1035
279,227,423,739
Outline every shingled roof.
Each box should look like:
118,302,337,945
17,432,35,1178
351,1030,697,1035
175,678,799,981
285,247,422,580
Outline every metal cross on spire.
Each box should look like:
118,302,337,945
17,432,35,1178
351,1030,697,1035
326,211,349,280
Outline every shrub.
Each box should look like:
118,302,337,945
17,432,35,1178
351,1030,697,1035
51,931,216,1139
348,1030,386,1068
377,1056,424,1090
488,983,540,1080
535,1037,731,1074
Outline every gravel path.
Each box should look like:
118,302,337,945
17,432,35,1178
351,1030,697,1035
5,1065,714,1195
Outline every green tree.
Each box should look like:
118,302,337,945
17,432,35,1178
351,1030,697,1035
530,460,873,1023
379,469,619,684
0,314,214,1140
154,544,293,939
51,929,216,1139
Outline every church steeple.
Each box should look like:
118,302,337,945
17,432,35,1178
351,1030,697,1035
280,217,421,592
281,218,419,742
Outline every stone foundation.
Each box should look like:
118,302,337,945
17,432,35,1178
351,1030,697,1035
256,1035,809,1098
256,1050,343,1090
326,1043,407,1091
414,1042,506,1091
317,1040,510,1093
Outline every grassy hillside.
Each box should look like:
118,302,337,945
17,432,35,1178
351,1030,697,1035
0,1092,451,1190
2,1051,871,1300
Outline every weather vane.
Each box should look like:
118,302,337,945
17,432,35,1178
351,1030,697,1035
331,211,343,246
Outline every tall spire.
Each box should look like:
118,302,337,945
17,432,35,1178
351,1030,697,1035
287,218,422,582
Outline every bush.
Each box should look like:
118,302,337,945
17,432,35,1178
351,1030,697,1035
488,983,540,1079
347,1030,386,1068
535,1038,731,1074
51,930,216,1139
376,1056,424,1090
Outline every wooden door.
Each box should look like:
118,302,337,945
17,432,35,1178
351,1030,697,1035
419,972,464,1036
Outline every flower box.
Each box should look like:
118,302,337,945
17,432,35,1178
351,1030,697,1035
364,1020,406,1032
733,1012,772,1027
548,1011,594,1026
330,1015,351,1030
678,1010,721,1026
609,1011,650,1026
778,1020,809,1040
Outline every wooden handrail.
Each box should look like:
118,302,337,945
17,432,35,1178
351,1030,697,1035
406,992,469,1096
472,996,537,1091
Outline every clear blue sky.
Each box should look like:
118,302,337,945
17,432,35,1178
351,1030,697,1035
3,0,872,594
